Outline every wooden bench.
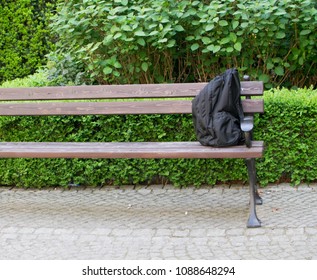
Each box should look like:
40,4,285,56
0,81,264,227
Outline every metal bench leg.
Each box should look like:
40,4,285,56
252,160,263,206
255,187,263,205
245,157,263,205
245,158,261,228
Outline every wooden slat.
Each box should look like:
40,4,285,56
240,81,264,95
0,141,264,159
242,99,264,114
0,99,264,116
0,82,263,101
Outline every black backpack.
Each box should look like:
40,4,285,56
192,68,245,147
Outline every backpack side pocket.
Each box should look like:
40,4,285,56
213,111,242,146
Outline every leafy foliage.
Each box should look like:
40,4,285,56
0,70,51,88
255,87,317,185
0,88,317,188
46,51,88,86
0,0,58,83
50,0,317,88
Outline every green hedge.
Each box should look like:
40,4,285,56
0,87,317,188
255,87,317,185
50,0,317,88
0,70,51,88
0,0,57,83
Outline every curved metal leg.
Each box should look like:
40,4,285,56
245,158,261,228
255,189,263,205
252,159,263,205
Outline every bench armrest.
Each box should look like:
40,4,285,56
241,116,254,148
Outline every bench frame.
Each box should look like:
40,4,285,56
0,81,264,227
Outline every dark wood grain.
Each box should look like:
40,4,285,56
0,141,264,159
0,82,263,101
0,99,263,116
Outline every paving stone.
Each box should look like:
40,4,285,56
0,185,317,259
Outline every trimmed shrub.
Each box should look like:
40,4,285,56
0,70,51,88
50,0,317,88
0,0,57,83
255,87,317,185
0,87,317,188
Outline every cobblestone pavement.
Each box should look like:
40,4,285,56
0,184,317,260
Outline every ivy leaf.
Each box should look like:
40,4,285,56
103,66,112,75
232,20,239,30
276,32,286,39
137,38,146,46
229,32,237,42
122,25,131,31
167,39,176,48
220,37,230,45
219,20,228,27
141,62,149,72
149,31,159,36
205,24,214,31
207,45,221,53
135,30,146,36
274,66,284,76
191,43,200,51
113,61,122,69
259,74,270,83
175,25,184,32
300,29,311,36
234,42,242,51
213,45,221,53
202,37,211,45
113,33,122,40
266,62,274,70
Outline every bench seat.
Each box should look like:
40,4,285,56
0,81,264,227
0,141,264,159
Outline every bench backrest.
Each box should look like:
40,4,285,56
0,82,263,116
